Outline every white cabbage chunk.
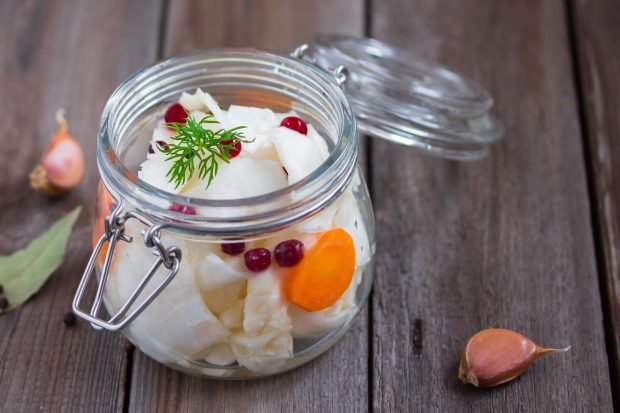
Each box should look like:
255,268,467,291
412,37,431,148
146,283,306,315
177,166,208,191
196,253,246,291
295,190,345,234
230,269,293,372
196,89,228,126
241,134,281,162
183,158,287,200
219,298,244,330
230,328,292,373
151,121,176,143
195,253,248,316
243,269,289,334
227,105,278,150
307,123,330,161
201,281,245,315
203,342,237,366
105,221,229,363
272,127,325,185
138,122,180,194
179,91,205,112
138,156,180,194
333,191,372,266
187,110,211,123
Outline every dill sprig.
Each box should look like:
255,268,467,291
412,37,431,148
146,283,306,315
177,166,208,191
159,114,252,189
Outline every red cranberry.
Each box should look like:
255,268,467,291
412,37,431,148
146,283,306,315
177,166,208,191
157,140,170,151
274,239,304,267
149,140,170,154
222,241,245,256
280,116,308,135
164,103,188,124
244,248,272,272
169,204,196,215
221,139,242,158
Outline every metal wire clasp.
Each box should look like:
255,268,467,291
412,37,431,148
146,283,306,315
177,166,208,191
72,202,182,331
290,44,349,88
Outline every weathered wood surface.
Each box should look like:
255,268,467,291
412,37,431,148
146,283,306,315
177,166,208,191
0,0,618,412
369,0,614,411
127,1,369,412
164,0,364,54
571,0,620,404
0,0,162,412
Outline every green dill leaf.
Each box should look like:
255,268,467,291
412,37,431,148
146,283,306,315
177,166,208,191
158,114,253,189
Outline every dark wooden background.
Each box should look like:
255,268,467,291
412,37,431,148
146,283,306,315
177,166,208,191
1,0,619,412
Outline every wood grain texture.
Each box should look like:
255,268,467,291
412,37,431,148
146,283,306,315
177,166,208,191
0,0,162,411
128,1,369,412
369,0,614,412
571,0,620,402
164,0,363,53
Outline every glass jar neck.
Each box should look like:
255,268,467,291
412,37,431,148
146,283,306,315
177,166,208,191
97,49,358,237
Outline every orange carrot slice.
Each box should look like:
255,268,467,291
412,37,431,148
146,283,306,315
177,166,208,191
283,228,356,311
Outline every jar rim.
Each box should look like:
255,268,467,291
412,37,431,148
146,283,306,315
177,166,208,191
97,49,358,234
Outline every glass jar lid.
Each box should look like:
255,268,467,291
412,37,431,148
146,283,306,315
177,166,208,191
297,35,504,160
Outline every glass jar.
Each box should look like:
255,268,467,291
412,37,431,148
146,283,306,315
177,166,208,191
74,36,502,379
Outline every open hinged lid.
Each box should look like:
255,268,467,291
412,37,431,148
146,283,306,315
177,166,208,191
295,35,504,160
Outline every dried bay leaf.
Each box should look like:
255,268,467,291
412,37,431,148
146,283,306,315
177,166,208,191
0,206,81,313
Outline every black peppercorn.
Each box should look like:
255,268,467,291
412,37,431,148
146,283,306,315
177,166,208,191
63,312,76,327
0,297,9,310
0,284,4,294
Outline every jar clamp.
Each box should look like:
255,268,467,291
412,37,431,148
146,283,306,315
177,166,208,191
73,201,182,331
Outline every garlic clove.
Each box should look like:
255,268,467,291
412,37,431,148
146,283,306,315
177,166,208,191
30,110,85,196
458,328,570,388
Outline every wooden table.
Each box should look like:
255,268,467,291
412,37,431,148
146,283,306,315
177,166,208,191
1,0,618,411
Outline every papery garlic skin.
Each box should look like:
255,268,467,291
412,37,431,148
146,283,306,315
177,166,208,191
30,110,85,196
458,328,570,388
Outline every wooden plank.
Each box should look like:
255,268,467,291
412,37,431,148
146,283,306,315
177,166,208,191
369,0,614,411
0,0,162,412
163,0,364,53
128,1,369,412
571,0,620,403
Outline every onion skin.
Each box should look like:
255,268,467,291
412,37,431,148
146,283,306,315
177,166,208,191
30,110,84,196
458,328,569,388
